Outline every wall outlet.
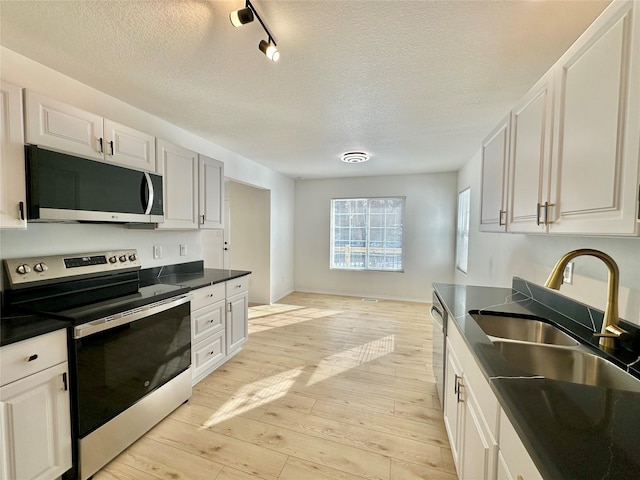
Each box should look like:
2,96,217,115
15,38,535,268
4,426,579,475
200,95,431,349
180,244,187,256
153,245,162,259
563,262,574,285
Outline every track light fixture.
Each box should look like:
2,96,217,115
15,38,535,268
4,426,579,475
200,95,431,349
230,0,280,62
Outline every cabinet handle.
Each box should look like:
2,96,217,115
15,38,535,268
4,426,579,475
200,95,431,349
26,354,38,362
98,137,104,153
498,210,506,226
544,202,554,225
200,214,205,225
454,374,461,394
18,201,25,221
109,140,114,156
536,202,542,226
457,381,465,403
62,372,68,391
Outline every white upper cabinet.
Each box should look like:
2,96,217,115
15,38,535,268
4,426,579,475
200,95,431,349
24,90,104,161
507,72,554,233
24,90,156,172
0,81,27,229
548,0,640,235
103,119,156,171
198,154,224,229
480,115,510,232
483,0,640,236
156,139,199,230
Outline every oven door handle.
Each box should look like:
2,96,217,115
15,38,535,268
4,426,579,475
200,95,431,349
74,294,191,339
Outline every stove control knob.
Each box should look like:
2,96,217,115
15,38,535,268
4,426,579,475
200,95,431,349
16,264,32,275
128,254,137,262
109,256,118,264
34,262,48,273
119,255,127,262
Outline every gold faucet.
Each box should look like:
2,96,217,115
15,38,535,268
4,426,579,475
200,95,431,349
544,249,626,349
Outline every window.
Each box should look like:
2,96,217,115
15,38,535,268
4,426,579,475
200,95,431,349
456,188,471,273
330,197,404,271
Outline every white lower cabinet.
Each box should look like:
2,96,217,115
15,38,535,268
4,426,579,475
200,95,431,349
191,276,250,385
226,277,249,356
444,322,498,479
0,330,72,480
497,409,543,480
445,318,544,480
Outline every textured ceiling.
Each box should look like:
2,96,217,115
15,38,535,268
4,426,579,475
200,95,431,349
0,0,609,179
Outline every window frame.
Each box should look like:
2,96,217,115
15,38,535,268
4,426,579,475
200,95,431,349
330,196,405,273
456,187,471,274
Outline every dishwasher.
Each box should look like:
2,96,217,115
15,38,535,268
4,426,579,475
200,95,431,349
430,290,447,409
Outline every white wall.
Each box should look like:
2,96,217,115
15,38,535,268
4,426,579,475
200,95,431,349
227,181,271,305
0,47,295,302
294,174,457,302
456,151,640,324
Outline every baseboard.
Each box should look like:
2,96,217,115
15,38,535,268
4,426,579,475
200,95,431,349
290,288,430,304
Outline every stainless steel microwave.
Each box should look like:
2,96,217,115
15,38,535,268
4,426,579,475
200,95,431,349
25,145,164,224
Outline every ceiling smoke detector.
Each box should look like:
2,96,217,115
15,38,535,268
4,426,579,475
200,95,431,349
341,151,370,164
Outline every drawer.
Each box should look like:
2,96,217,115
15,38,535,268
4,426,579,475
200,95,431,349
191,283,225,311
226,276,249,297
192,300,225,344
0,329,67,386
192,330,226,382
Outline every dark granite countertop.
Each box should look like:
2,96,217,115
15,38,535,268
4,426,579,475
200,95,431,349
139,261,251,290
1,311,71,347
433,280,640,480
2,261,250,347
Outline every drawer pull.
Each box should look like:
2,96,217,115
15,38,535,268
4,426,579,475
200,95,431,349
26,354,38,362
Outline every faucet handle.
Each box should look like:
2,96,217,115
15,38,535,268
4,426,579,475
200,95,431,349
593,324,628,339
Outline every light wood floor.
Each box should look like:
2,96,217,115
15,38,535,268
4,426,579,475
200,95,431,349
94,292,456,480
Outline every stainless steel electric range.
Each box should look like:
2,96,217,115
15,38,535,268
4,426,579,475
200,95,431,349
3,250,192,480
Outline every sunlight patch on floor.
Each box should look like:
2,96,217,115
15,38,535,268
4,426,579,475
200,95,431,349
306,334,396,385
201,367,303,428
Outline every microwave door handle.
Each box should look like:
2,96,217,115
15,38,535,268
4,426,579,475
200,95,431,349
143,172,154,215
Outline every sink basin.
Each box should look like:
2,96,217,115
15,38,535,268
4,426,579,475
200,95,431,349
471,313,579,347
493,341,640,392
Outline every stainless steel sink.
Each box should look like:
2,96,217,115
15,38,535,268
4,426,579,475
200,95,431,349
471,313,579,347
493,341,640,392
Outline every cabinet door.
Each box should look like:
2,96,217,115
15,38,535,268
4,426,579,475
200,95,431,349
104,119,156,172
443,341,463,472
192,299,226,344
508,73,554,233
227,291,249,355
0,363,72,480
0,81,26,230
192,330,226,384
480,115,510,232
550,1,640,235
156,139,198,229
460,381,496,480
198,154,224,229
24,90,103,161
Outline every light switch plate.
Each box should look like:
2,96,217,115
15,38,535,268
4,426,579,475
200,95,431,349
180,244,187,256
153,245,162,259
563,262,574,285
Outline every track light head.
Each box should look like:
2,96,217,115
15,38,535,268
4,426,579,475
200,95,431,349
230,7,254,27
259,39,280,62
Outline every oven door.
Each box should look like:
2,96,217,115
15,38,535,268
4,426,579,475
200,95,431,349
72,295,191,438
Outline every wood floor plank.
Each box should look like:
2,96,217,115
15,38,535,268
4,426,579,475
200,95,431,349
96,437,225,480
146,417,288,480
259,405,444,469
92,293,453,480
